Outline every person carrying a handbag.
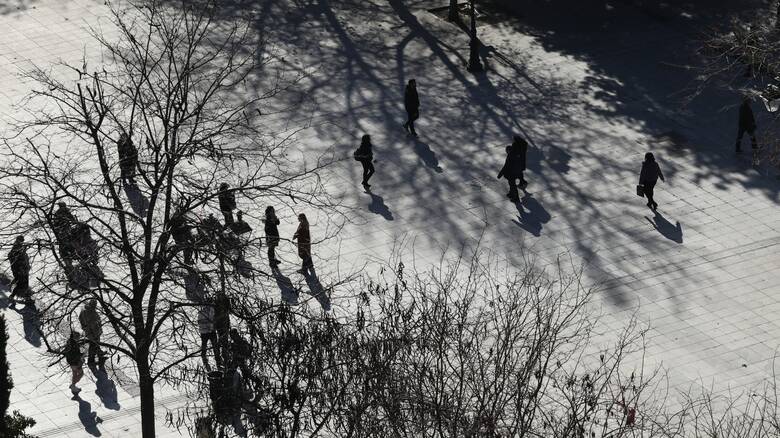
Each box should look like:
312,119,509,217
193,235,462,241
638,152,665,211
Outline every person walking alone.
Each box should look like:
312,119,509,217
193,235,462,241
218,183,237,226
79,299,106,366
116,132,138,181
62,331,85,394
353,134,375,188
497,136,528,203
402,79,420,137
292,213,313,275
7,235,30,302
198,301,221,370
736,97,758,154
639,152,666,211
264,206,281,266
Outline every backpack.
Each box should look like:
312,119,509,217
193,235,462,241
353,148,364,161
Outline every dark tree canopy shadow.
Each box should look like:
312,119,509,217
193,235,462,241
512,192,551,237
646,212,683,244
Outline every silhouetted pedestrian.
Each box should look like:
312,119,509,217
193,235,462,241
117,132,138,180
497,136,528,202
264,206,281,266
52,202,77,266
62,331,85,394
214,292,232,364
353,134,375,188
199,302,221,370
171,207,194,264
7,235,30,302
292,213,313,274
403,79,420,137
736,98,758,153
639,152,665,211
79,299,106,365
229,328,252,385
218,183,237,225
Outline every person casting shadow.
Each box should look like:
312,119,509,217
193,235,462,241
271,263,298,304
264,206,281,266
497,135,528,203
353,134,375,189
638,152,665,211
292,213,314,275
736,97,758,154
402,79,420,137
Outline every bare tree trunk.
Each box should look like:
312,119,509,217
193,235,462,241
138,352,156,438
448,0,460,22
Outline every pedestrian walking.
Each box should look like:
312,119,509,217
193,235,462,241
229,328,252,386
736,98,758,153
264,206,281,266
497,136,528,203
171,207,194,264
214,292,232,365
292,213,313,274
116,132,138,180
638,152,666,211
79,299,106,365
7,235,30,302
353,134,375,188
218,183,237,225
402,79,420,137
198,302,221,370
62,331,85,394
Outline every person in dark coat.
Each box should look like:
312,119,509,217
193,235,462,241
292,213,313,274
62,331,85,394
171,208,194,264
117,132,138,180
736,98,758,153
264,206,281,265
354,134,375,188
639,152,665,211
402,79,420,137
218,183,237,225
214,292,232,365
229,328,252,386
7,235,30,302
497,136,528,202
79,299,106,365
52,202,77,266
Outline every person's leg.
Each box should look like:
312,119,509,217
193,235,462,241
267,242,275,263
366,162,375,184
403,111,411,132
506,178,518,201
88,339,97,364
645,184,656,209
361,161,370,185
736,127,745,152
749,127,758,149
222,210,234,225
409,111,418,136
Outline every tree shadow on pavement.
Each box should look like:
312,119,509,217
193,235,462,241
646,211,683,244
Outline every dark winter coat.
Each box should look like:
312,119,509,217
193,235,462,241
739,101,757,130
354,142,373,163
404,85,419,113
497,146,524,179
63,337,82,366
52,206,76,238
170,213,192,243
7,241,29,275
79,306,102,341
293,222,311,259
218,190,236,213
264,215,280,244
639,160,665,185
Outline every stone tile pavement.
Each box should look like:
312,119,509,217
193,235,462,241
0,0,779,436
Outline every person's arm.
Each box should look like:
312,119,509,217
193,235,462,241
658,164,665,182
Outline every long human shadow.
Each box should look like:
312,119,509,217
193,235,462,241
366,188,394,221
89,364,120,411
272,264,298,304
412,137,443,173
646,211,683,244
73,395,102,436
8,300,42,347
511,192,551,237
122,178,148,217
303,267,331,311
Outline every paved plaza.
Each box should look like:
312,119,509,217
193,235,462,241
1,0,779,436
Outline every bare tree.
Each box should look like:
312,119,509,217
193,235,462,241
0,1,340,436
